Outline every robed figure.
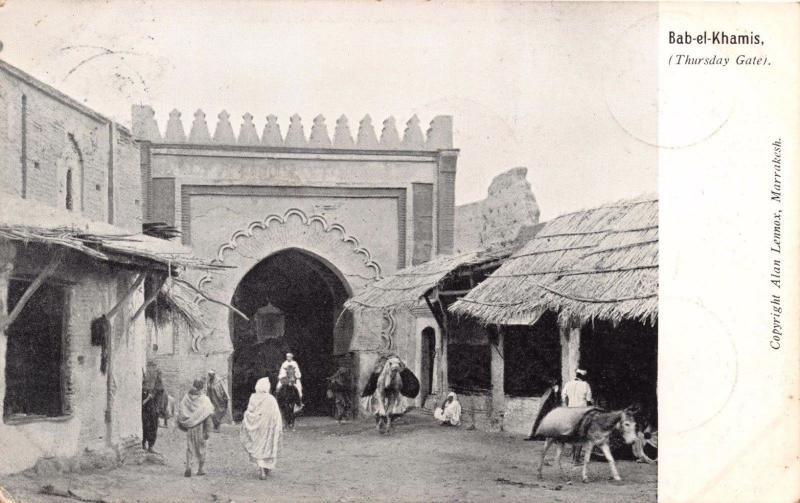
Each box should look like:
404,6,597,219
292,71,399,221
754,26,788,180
206,370,229,431
240,377,283,479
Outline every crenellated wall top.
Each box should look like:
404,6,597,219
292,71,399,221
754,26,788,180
132,105,453,151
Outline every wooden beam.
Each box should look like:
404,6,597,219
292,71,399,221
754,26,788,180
129,273,167,323
106,273,145,321
172,277,249,321
424,293,445,331
437,289,473,297
1,251,62,333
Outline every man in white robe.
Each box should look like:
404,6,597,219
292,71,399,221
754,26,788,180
562,369,593,463
276,353,303,401
434,392,462,426
240,377,283,479
562,369,593,407
177,379,215,477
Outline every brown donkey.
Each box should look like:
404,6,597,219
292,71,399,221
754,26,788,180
536,406,639,483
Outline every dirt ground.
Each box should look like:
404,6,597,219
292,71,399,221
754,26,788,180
0,411,656,503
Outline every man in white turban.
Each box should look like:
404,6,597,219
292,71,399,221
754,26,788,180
240,377,283,479
562,369,594,464
562,369,593,407
276,353,303,403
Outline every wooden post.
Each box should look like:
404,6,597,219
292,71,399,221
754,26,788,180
490,326,505,430
105,273,145,444
560,317,581,386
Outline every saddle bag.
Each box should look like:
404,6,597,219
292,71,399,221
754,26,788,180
534,406,598,438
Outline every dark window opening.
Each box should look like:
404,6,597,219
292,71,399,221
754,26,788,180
65,169,74,210
447,344,491,391
4,279,67,421
503,311,561,397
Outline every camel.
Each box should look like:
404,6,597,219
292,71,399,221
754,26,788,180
536,406,639,483
360,355,419,433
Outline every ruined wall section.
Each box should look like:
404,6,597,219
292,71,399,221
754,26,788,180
0,60,142,233
454,167,541,252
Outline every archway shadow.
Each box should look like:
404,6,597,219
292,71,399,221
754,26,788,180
229,248,353,420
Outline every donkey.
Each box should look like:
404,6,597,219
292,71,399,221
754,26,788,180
536,406,639,483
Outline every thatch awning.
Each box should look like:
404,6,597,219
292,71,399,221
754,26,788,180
0,192,224,272
449,196,658,326
344,247,513,314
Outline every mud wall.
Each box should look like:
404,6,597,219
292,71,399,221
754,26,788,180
0,243,146,475
454,167,540,252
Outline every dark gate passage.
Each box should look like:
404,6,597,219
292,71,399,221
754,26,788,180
230,249,351,420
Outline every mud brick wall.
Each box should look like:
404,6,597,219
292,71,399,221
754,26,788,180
0,244,147,475
147,318,230,407
0,61,142,233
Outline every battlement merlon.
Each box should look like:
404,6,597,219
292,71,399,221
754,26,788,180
132,105,454,151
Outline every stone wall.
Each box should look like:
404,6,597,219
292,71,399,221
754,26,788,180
0,243,147,475
0,60,141,233
454,167,540,252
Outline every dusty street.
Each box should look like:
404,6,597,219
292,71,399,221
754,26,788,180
1,412,656,503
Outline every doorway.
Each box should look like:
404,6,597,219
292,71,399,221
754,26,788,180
229,249,351,420
419,327,436,401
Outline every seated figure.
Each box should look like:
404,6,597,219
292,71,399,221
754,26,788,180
433,392,462,426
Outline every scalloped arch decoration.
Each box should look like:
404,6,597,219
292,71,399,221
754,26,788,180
183,210,384,354
216,208,380,275
196,208,382,302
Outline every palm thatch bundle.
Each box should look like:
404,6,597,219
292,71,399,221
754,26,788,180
344,247,513,313
145,277,206,331
450,196,658,326
143,222,182,240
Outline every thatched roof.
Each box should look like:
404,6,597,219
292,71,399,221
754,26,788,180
449,196,658,326
0,192,223,272
344,247,513,313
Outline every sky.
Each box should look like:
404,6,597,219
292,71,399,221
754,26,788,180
0,0,658,220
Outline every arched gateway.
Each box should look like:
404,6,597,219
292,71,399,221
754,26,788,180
195,209,381,418
133,106,458,417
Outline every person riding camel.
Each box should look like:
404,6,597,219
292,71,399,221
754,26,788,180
276,353,303,406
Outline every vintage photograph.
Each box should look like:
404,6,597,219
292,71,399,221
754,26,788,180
0,2,662,502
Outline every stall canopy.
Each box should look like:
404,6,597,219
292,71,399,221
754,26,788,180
0,192,224,272
343,247,516,315
449,196,658,326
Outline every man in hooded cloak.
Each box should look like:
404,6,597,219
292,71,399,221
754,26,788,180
240,377,283,479
177,379,215,477
206,369,229,431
